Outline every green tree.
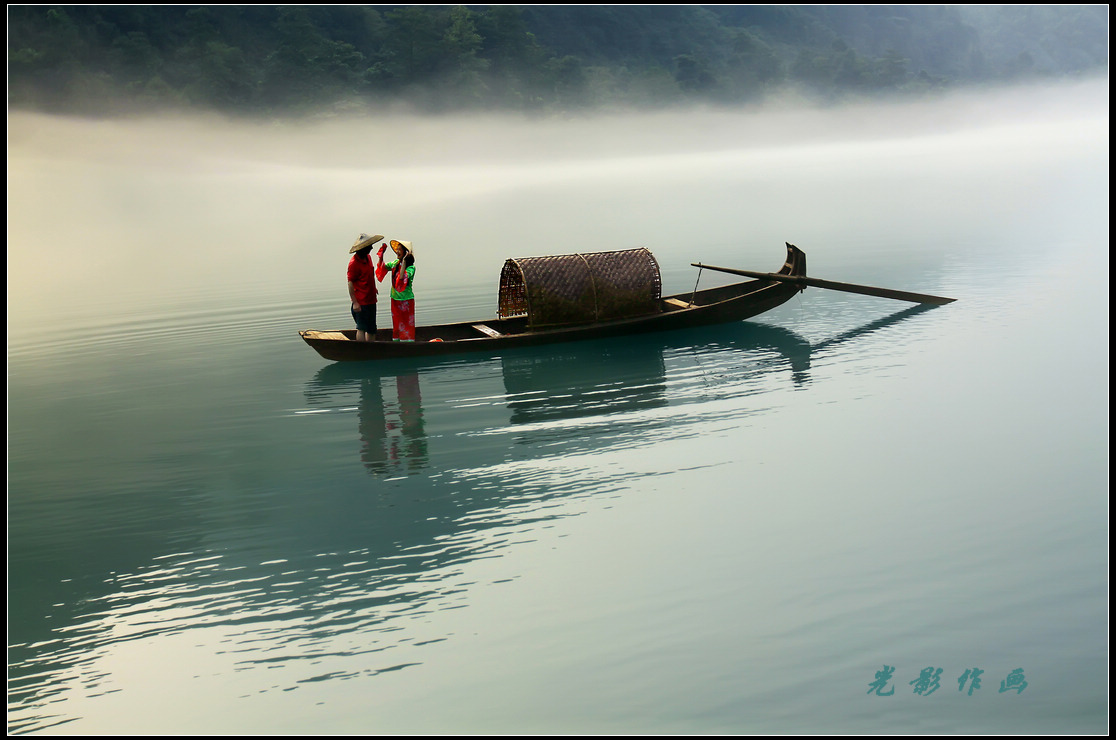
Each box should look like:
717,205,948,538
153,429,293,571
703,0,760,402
674,53,714,93
384,5,446,85
259,7,365,107
440,4,489,100
875,49,909,88
476,5,549,107
721,27,783,101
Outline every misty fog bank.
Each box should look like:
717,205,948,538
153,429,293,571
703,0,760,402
9,79,1107,172
9,76,1106,333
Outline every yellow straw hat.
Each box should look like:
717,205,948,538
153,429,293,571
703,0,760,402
349,233,384,253
389,240,413,258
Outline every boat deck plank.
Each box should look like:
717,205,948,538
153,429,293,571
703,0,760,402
472,323,502,338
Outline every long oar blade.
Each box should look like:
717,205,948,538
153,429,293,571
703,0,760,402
692,263,956,305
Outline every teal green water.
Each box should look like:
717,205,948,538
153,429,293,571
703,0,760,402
8,81,1108,734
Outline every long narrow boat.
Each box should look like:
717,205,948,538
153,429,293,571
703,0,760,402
300,242,954,362
301,243,809,362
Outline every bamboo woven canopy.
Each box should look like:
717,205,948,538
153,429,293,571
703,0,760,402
497,248,663,328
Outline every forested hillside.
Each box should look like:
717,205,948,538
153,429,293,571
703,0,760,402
7,5,1108,117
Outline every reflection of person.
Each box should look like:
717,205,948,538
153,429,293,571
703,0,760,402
376,239,416,342
358,376,389,475
347,233,383,342
357,372,427,476
394,373,428,468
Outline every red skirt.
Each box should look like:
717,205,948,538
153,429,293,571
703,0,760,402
391,299,415,341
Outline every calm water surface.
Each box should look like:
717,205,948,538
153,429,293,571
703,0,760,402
7,80,1108,734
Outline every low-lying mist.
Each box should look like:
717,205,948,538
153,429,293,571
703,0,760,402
7,78,1107,333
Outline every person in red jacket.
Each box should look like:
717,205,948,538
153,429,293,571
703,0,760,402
347,233,383,342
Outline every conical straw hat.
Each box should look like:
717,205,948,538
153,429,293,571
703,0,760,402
349,233,384,253
390,239,414,257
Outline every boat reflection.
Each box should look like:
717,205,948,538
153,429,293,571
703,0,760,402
489,303,937,458
500,339,669,426
305,303,938,473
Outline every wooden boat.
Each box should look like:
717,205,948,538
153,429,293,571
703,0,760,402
300,243,953,363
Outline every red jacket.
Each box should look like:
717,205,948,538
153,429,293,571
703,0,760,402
347,253,377,305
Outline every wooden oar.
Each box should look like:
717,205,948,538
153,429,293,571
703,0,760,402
691,263,956,305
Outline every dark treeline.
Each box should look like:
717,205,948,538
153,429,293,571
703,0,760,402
7,5,1109,117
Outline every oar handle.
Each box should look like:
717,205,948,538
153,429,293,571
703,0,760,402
692,263,956,305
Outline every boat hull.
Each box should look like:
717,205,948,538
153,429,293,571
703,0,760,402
300,245,806,362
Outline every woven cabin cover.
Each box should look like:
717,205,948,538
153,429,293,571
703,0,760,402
498,248,662,328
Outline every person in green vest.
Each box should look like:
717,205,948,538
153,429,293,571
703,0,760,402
376,239,416,341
